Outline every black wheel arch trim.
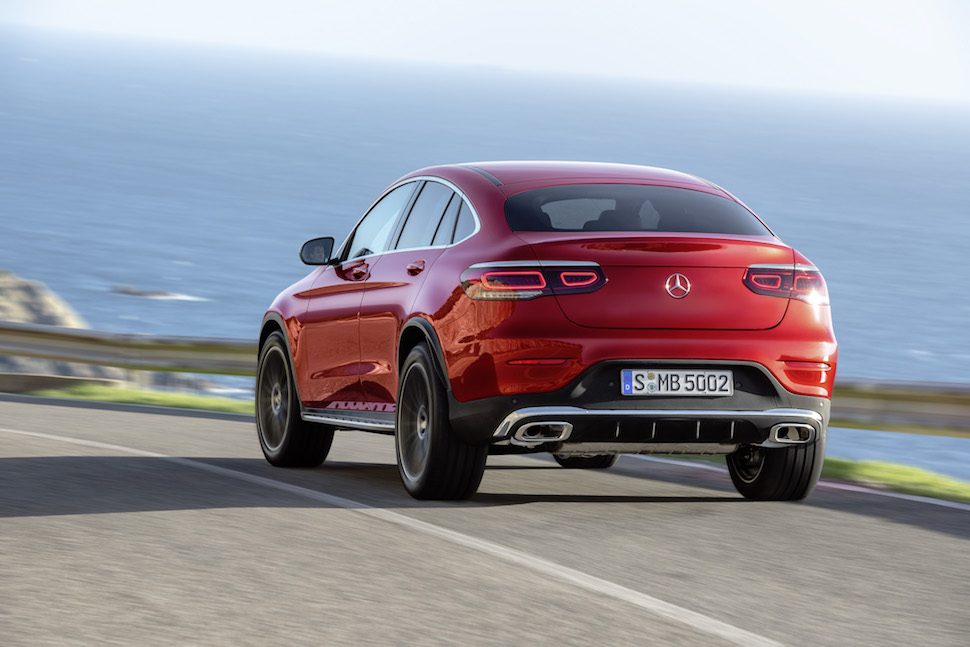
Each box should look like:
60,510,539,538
398,317,451,395
259,312,305,408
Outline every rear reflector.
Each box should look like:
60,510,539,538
743,264,829,305
462,262,606,300
507,358,569,366
782,360,833,387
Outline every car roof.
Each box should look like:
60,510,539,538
404,161,731,199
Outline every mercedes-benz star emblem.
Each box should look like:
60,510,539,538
665,273,691,299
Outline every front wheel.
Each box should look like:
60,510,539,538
726,430,826,501
256,332,334,467
395,343,487,500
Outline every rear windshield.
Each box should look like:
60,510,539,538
505,184,770,236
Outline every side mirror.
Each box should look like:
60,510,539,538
300,237,335,265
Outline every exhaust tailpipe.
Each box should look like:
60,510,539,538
769,423,816,444
512,421,573,446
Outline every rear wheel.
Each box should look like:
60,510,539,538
395,343,487,500
256,332,334,467
726,430,825,501
553,454,618,469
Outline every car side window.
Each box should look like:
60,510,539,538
453,201,476,243
431,194,461,246
344,182,416,260
395,181,453,250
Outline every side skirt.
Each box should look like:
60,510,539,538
301,408,396,434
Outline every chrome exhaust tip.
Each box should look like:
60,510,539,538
512,421,573,446
769,423,816,444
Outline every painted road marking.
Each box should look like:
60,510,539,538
1,426,780,647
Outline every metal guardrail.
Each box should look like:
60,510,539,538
0,321,968,431
0,321,255,375
2,320,970,390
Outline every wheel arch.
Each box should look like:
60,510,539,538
259,313,285,347
259,312,304,404
398,317,451,394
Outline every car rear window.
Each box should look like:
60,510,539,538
505,184,770,236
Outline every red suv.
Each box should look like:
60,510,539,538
257,162,837,501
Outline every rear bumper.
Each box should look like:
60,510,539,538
448,358,830,449
443,299,837,401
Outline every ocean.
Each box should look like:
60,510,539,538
3,27,970,384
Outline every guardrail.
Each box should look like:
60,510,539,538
0,321,255,375
1,321,968,431
3,320,970,389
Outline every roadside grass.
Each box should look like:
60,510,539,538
28,383,254,416
652,455,970,503
834,384,970,407
21,384,970,504
821,458,970,503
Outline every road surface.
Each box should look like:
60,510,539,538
1,400,967,646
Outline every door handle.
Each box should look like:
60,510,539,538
406,260,426,276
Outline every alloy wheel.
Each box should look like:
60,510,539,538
258,346,290,451
731,445,766,483
398,362,432,482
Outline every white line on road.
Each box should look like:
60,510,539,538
629,455,970,512
1,426,780,647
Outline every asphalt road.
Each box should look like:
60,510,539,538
1,401,968,646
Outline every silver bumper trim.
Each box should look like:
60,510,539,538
493,406,824,443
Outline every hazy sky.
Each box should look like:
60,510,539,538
3,0,969,102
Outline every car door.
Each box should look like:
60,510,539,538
299,181,418,408
358,180,459,407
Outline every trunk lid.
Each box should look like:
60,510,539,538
519,232,793,330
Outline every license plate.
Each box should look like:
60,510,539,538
620,369,733,396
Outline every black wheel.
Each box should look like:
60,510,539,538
553,454,618,469
256,332,334,467
726,430,826,501
395,343,487,500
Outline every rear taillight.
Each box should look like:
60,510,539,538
480,270,547,291
743,264,829,305
462,262,606,300
559,271,599,288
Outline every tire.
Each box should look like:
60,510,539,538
395,343,487,500
256,332,334,467
553,454,618,469
726,429,826,501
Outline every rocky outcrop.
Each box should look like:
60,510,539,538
0,271,128,381
0,270,212,392
0,271,88,328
